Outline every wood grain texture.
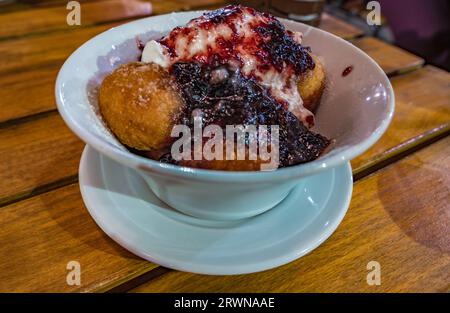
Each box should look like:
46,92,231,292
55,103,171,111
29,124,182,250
352,66,450,172
0,0,227,40
131,136,450,292
5,0,103,10
0,0,151,40
0,64,60,123
0,23,116,123
0,183,158,292
319,12,364,40
0,23,116,76
351,37,424,76
0,113,84,205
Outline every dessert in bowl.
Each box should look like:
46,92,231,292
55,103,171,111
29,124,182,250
56,6,394,220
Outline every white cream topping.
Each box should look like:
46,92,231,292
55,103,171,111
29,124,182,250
141,40,170,67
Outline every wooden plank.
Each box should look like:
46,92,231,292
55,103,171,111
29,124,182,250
131,136,450,292
351,37,424,76
16,0,101,7
352,66,450,173
0,64,60,123
0,183,158,292
319,12,364,40
0,0,151,40
0,0,226,40
0,23,116,123
0,113,84,205
0,22,118,77
0,2,32,15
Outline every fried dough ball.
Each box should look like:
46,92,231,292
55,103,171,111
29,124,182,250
99,62,184,151
298,54,326,112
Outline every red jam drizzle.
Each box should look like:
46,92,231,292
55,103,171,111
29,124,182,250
342,65,353,77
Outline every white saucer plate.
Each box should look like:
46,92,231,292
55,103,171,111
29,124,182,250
79,145,353,275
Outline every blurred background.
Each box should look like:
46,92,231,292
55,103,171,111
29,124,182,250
0,0,449,70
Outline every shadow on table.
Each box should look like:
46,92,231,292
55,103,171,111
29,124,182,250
377,158,450,253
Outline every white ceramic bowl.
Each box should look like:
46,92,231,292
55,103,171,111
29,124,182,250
56,11,394,220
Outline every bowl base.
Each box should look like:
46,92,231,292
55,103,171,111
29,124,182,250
79,145,353,274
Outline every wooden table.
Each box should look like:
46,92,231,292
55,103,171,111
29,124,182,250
0,0,449,293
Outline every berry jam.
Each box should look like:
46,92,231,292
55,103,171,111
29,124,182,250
342,65,353,77
168,62,330,167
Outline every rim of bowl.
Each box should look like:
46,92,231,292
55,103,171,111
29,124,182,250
55,11,395,183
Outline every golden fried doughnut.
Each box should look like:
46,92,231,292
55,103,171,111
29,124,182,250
99,62,184,151
298,54,326,112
